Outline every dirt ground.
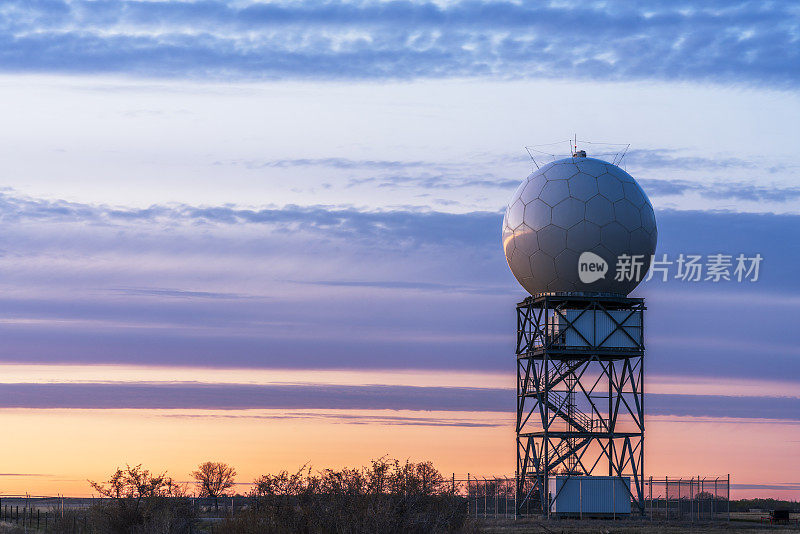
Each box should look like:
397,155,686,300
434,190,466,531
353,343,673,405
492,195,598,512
476,517,800,533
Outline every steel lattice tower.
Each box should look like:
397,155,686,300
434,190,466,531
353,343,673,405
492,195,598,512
515,293,646,516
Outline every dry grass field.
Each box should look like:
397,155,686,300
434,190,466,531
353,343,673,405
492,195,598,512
475,516,800,533
1,515,799,533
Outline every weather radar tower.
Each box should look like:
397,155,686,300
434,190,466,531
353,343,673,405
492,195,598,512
502,140,657,516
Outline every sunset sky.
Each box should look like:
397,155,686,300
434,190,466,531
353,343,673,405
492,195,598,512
0,1,798,499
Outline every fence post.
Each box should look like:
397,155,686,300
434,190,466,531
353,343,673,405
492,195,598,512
514,471,517,520
483,477,487,519
665,476,668,520
506,477,509,518
452,473,455,494
727,474,730,522
700,477,704,521
467,474,471,517
714,477,717,519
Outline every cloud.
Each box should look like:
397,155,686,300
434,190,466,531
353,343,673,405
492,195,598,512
638,179,800,202
648,394,800,421
0,191,797,288
731,483,800,490
0,190,502,247
160,411,504,428
218,157,521,191
624,149,763,172
107,288,255,300
0,190,799,379
0,382,799,422
348,174,520,191
218,150,797,199
0,1,797,85
0,383,511,411
300,280,511,295
232,158,431,170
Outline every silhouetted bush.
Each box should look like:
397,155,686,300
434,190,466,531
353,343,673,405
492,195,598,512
219,458,472,534
87,464,197,534
42,508,89,534
729,498,797,512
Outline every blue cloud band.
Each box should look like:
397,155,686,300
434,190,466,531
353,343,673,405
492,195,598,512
0,1,797,84
0,382,797,422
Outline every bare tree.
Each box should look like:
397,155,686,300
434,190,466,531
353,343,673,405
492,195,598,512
88,464,194,532
193,461,237,511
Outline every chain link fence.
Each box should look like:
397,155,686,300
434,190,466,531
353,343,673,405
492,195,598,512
1,475,731,525
463,475,730,520
645,476,730,521
463,476,516,518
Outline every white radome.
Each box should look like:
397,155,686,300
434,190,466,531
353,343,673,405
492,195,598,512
502,155,658,295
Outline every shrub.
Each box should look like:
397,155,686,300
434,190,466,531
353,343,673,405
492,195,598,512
87,464,197,534
219,458,471,534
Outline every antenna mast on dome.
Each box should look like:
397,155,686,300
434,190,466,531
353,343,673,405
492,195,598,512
524,138,631,169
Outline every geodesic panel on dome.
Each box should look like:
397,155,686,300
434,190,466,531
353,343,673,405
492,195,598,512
566,220,602,252
614,198,642,231
544,163,579,181
597,173,624,202
568,172,598,201
530,251,556,283
540,180,570,206
623,181,646,207
601,221,631,254
641,203,657,229
552,197,585,229
501,156,658,295
506,198,525,229
524,199,552,230
537,224,568,257
521,174,547,203
586,194,615,226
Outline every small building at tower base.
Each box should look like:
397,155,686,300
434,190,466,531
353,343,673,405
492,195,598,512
548,476,631,517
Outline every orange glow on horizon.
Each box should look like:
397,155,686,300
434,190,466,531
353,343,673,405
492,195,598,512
0,408,797,500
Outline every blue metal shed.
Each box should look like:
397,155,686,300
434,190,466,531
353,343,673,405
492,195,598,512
548,476,632,517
